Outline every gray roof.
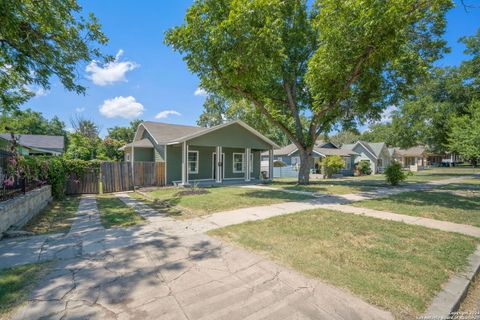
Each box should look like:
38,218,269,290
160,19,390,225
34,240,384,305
134,120,279,148
261,141,357,157
141,121,205,145
342,141,386,158
0,133,64,151
121,138,154,150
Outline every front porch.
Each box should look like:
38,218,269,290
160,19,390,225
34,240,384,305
168,143,274,186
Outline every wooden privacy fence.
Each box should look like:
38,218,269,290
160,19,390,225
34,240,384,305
66,161,165,195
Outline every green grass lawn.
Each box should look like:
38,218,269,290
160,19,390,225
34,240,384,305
135,186,313,219
22,197,80,235
96,195,145,228
352,178,480,227
269,167,479,195
209,209,478,319
0,263,51,320
406,167,480,182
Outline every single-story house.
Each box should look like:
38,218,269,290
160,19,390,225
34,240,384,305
121,120,278,186
260,141,358,178
0,134,64,156
390,146,456,170
341,141,391,174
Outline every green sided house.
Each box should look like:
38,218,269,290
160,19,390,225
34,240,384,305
121,120,278,186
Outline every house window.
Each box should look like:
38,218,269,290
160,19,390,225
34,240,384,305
277,156,282,162
233,153,245,173
126,153,131,161
344,157,351,170
291,156,300,165
188,151,199,174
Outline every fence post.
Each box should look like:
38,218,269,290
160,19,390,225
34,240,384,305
98,164,103,194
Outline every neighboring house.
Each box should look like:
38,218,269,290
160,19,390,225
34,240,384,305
260,141,358,178
390,146,454,170
121,120,278,185
0,134,65,156
341,141,391,174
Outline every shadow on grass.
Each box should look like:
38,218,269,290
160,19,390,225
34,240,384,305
369,191,480,211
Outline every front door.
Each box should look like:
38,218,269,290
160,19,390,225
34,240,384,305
212,153,224,180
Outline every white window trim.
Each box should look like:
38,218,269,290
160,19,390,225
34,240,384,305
188,150,199,174
233,153,245,173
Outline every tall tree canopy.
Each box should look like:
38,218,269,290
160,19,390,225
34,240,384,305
166,0,453,183
197,94,289,146
448,101,480,166
0,0,108,111
0,108,66,137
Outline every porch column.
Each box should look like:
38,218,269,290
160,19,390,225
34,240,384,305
269,148,274,180
216,146,222,183
245,148,251,182
181,141,189,186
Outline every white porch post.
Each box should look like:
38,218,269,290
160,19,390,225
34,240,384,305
181,141,189,186
216,146,222,183
269,148,274,180
245,148,251,182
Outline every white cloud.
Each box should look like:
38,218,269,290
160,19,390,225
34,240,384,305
99,96,144,119
380,105,397,123
194,87,207,96
86,49,139,86
75,107,85,113
27,86,49,97
155,110,182,119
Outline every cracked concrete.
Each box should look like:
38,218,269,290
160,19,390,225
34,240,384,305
9,195,393,320
6,175,478,319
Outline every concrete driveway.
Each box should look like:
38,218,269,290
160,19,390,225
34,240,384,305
11,196,392,320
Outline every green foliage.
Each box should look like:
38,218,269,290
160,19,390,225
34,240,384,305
384,162,406,186
323,155,345,178
65,132,100,160
356,161,371,176
0,109,66,136
165,0,452,183
5,155,100,199
365,29,480,152
107,119,142,143
97,138,124,161
448,101,480,165
197,94,290,146
0,0,108,111
328,130,360,147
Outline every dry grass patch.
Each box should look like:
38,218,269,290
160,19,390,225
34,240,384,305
22,197,80,235
209,209,478,319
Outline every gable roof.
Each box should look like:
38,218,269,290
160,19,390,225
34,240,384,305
392,146,426,157
0,134,64,151
134,120,279,148
342,141,387,159
261,141,357,157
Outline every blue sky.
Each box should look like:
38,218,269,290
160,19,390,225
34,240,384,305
22,0,480,136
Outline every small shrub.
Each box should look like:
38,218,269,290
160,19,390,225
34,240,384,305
324,156,345,178
355,161,371,175
385,162,406,186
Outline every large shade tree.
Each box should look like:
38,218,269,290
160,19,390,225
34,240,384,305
0,0,108,111
166,0,453,183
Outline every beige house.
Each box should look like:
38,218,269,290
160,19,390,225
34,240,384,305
389,146,445,171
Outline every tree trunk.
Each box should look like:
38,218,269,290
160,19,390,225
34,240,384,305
297,148,312,184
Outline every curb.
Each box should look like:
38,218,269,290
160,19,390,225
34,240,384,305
423,245,480,319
